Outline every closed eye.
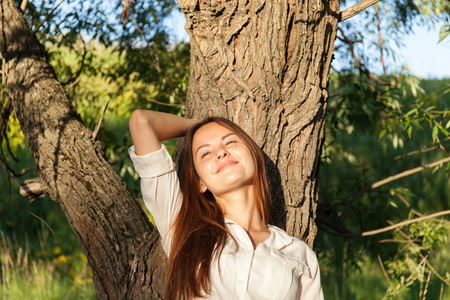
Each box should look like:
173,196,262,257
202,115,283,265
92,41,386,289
225,140,237,146
201,151,211,158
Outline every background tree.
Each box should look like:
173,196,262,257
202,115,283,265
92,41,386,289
1,0,449,299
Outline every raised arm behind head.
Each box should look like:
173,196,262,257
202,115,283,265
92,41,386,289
129,110,199,156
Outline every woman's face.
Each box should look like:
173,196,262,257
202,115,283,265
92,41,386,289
192,122,255,197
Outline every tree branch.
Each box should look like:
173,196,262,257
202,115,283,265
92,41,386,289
361,210,450,237
374,3,386,76
33,0,66,33
340,0,382,22
321,210,450,238
371,156,450,190
340,156,450,221
20,177,49,201
92,99,110,141
20,0,28,13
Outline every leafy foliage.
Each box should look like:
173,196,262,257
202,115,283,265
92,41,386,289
318,71,450,298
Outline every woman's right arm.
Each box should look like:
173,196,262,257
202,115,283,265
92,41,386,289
129,110,198,254
129,109,198,155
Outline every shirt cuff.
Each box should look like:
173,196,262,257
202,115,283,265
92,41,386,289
128,144,174,178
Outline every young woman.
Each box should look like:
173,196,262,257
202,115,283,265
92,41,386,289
129,110,324,300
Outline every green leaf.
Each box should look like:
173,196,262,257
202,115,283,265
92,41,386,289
432,125,439,142
439,24,450,43
445,120,450,129
379,129,387,139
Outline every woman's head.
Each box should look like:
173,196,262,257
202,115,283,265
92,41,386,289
181,117,270,223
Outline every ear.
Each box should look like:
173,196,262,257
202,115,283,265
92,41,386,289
200,182,207,193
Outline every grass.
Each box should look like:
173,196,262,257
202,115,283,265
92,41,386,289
0,232,95,300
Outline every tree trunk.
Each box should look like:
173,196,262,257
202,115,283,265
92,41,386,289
2,0,340,297
179,0,339,246
0,0,166,298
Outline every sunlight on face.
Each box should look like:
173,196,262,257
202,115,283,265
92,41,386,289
192,122,255,197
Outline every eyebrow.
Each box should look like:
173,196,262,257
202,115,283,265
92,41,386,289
195,133,236,155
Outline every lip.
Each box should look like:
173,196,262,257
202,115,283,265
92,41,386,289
215,160,238,174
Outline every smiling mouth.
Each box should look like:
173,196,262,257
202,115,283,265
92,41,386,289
215,161,238,173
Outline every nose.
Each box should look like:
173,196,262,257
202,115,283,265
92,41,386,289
216,148,228,160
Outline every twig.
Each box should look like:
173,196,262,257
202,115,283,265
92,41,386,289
371,156,450,189
377,254,404,299
92,99,110,140
361,210,450,237
374,3,386,76
421,271,432,300
340,156,450,221
394,145,441,160
396,228,450,286
120,0,132,23
147,98,183,107
340,0,382,22
130,15,186,105
28,211,55,235
61,37,87,86
65,77,81,92
33,0,66,33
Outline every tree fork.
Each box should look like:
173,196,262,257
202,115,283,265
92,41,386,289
0,0,166,298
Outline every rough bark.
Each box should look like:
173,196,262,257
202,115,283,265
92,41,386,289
179,0,340,246
2,0,340,297
0,0,166,298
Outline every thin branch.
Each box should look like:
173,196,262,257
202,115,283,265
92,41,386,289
379,238,411,244
130,15,186,105
323,209,450,238
147,98,183,108
61,37,87,86
120,0,132,23
394,145,440,160
421,271,432,300
361,210,450,237
371,156,450,189
337,27,397,93
396,228,450,286
65,77,81,92
92,99,110,141
340,156,450,221
374,3,386,76
28,211,55,235
378,254,404,299
340,0,382,22
33,0,66,33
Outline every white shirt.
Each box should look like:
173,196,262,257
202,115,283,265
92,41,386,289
129,144,324,300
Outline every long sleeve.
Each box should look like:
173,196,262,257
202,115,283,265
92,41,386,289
297,247,324,300
129,144,182,254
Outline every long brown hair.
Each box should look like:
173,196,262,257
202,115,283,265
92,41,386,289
166,117,271,300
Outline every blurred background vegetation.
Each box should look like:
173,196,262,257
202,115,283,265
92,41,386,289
1,0,449,299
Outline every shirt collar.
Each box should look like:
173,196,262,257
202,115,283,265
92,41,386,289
224,217,294,250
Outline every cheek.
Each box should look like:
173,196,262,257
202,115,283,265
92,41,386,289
194,160,211,182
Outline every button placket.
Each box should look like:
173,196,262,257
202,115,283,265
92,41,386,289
233,249,254,300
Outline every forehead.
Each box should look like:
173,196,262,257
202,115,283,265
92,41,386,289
192,122,234,144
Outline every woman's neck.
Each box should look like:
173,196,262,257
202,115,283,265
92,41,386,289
214,186,267,235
